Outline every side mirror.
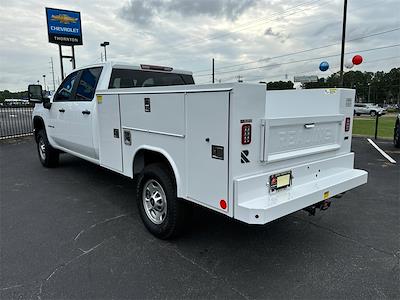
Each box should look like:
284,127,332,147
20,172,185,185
28,84,43,103
43,97,52,109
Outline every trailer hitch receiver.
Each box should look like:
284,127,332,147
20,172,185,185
303,199,331,216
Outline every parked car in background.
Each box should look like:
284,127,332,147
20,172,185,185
354,103,386,116
394,114,400,148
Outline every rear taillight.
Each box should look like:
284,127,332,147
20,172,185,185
345,117,351,132
241,124,252,144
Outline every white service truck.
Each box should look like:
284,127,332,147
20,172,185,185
29,62,368,239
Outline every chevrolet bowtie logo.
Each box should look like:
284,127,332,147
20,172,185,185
51,14,78,24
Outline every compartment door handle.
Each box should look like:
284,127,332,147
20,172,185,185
304,123,315,129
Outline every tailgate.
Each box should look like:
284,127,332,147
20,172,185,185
261,89,353,163
260,114,343,162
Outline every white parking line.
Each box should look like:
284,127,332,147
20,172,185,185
367,138,397,164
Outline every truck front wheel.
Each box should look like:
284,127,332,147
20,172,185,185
136,163,187,239
36,129,59,168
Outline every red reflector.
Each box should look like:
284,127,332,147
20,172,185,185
345,117,351,132
241,124,252,144
220,199,227,210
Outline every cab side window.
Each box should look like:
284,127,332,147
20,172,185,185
75,67,103,101
54,71,79,101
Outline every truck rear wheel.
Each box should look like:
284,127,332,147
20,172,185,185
36,129,59,168
136,163,187,239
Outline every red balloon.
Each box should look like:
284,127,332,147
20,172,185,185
352,55,363,65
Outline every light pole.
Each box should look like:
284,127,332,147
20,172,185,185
42,75,46,91
212,58,215,83
368,83,371,102
100,42,110,61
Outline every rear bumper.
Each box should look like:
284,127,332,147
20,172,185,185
233,153,368,224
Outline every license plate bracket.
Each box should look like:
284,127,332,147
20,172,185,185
270,171,292,192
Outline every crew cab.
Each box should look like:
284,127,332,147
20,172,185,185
28,62,368,239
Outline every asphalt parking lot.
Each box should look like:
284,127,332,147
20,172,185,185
1,137,399,299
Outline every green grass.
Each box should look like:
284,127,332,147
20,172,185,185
352,115,396,139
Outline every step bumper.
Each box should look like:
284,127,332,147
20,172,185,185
234,160,368,224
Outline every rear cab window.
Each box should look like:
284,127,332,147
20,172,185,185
109,69,194,89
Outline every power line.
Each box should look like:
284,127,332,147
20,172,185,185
194,27,400,74
224,55,400,83
165,0,324,51
194,44,400,78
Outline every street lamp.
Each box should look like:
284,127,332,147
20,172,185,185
368,83,371,102
100,41,110,61
42,75,46,91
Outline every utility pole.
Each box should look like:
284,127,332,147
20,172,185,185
212,58,215,83
101,52,103,62
50,57,56,91
339,0,348,87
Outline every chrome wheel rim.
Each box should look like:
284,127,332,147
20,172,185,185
142,179,167,224
38,138,46,161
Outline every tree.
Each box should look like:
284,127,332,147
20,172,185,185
0,90,28,102
302,68,399,104
266,81,294,90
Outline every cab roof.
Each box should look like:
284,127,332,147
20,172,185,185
74,61,193,75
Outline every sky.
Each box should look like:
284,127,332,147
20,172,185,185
0,0,399,91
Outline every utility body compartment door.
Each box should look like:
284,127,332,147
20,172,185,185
185,91,230,212
97,94,123,172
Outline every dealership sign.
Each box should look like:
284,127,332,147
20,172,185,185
46,7,83,46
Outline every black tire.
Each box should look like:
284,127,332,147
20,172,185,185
36,129,59,168
370,110,377,117
356,113,361,116
136,163,188,239
394,122,400,148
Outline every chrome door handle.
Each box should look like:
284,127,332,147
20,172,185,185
304,123,315,129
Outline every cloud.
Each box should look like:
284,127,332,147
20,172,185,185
120,0,258,25
0,0,399,90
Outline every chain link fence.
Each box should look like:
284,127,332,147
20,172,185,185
0,104,34,139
